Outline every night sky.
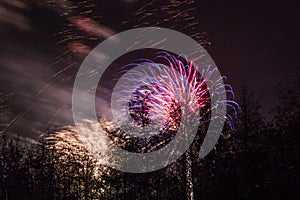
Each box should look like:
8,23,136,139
0,0,299,138
196,0,299,117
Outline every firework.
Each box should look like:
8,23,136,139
111,51,238,145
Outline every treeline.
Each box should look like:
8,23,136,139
0,76,299,200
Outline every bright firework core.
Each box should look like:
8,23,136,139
127,84,182,130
